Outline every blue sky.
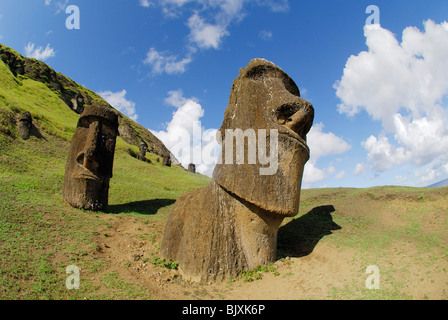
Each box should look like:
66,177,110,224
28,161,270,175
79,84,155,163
1,0,447,188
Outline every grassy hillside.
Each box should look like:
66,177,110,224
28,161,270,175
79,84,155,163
1,44,447,300
0,46,210,299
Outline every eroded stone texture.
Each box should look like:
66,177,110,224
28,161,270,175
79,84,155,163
17,112,32,140
137,142,148,161
188,163,196,173
160,59,314,282
162,154,171,167
62,104,119,211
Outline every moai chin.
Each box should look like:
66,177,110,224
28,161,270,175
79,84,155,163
160,59,314,282
62,104,119,211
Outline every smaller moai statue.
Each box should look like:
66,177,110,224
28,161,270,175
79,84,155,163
17,112,32,140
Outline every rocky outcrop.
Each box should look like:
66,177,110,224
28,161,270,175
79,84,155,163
160,59,314,282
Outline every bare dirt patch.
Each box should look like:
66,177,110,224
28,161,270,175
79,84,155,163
86,187,448,300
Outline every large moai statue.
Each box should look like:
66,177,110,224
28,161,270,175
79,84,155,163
62,104,119,211
160,59,314,282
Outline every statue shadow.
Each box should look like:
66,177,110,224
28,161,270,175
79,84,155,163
30,124,47,140
106,198,176,215
277,205,341,258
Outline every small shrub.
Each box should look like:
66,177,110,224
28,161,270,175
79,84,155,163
150,254,179,270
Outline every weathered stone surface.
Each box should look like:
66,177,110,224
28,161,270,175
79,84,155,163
137,142,147,161
17,112,32,140
160,58,314,282
188,163,196,173
162,154,171,167
62,104,119,211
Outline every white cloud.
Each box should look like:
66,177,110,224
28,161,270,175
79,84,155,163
143,47,192,75
187,12,229,49
139,0,153,7
98,89,139,121
259,29,273,41
45,0,52,5
141,0,289,74
354,163,367,176
335,171,346,180
307,122,351,164
335,20,448,181
151,90,220,177
24,43,55,61
55,0,69,14
255,0,289,12
303,122,351,186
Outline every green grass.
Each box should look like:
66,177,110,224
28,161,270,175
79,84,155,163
0,130,210,299
0,58,211,299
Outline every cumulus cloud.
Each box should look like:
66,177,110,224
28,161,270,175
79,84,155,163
139,0,153,7
354,163,368,176
259,29,273,41
151,90,220,177
303,122,351,187
98,89,139,121
187,12,229,49
143,48,193,75
24,43,55,61
335,20,448,183
142,0,289,75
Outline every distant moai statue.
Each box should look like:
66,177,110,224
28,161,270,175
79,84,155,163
137,142,148,162
17,112,32,140
162,154,171,167
188,163,196,173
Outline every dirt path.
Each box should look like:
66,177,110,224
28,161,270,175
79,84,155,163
89,207,447,300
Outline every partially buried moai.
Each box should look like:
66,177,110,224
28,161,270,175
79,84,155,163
62,104,119,211
137,142,148,161
17,112,32,140
160,59,314,282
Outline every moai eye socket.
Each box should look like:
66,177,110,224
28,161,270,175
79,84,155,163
274,101,314,140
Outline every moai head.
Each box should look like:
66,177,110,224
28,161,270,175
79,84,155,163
162,154,171,167
62,104,119,211
17,112,32,140
137,141,147,161
213,58,314,217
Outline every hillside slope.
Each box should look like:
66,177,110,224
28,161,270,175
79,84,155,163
428,178,448,188
0,43,178,162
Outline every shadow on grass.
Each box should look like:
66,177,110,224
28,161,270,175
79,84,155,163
277,205,341,258
106,198,176,215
